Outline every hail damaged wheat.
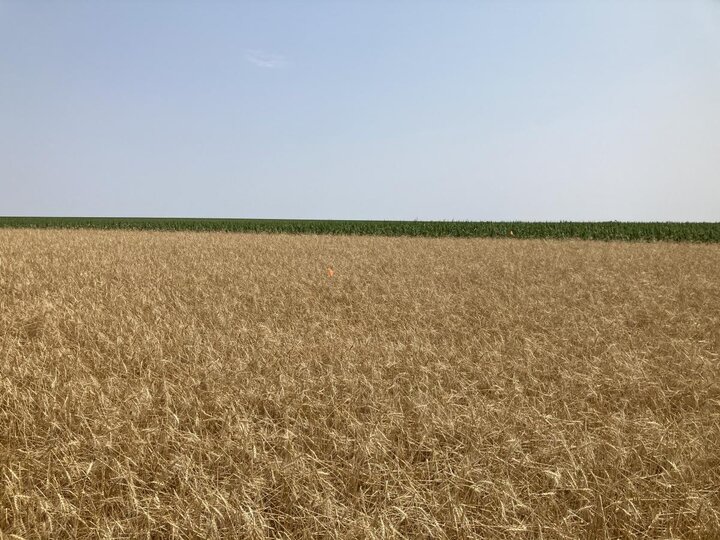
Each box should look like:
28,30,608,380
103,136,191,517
0,229,718,539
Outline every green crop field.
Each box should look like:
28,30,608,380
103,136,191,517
0,216,718,242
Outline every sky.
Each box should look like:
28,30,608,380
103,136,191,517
1,1,719,221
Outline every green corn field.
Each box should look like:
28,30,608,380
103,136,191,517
0,217,718,242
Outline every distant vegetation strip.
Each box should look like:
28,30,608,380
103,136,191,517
1,217,719,242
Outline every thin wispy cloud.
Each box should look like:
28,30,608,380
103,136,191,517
245,50,287,69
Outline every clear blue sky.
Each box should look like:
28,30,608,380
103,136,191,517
1,1,719,221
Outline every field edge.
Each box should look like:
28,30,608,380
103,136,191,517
1,217,719,242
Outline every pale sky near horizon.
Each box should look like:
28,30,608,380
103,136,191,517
1,1,719,221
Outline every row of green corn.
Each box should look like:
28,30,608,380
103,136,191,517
1,217,718,242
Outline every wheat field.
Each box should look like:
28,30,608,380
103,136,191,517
1,229,719,539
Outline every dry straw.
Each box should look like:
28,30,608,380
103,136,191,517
0,229,718,538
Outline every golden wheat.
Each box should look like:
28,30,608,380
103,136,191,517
0,229,718,539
